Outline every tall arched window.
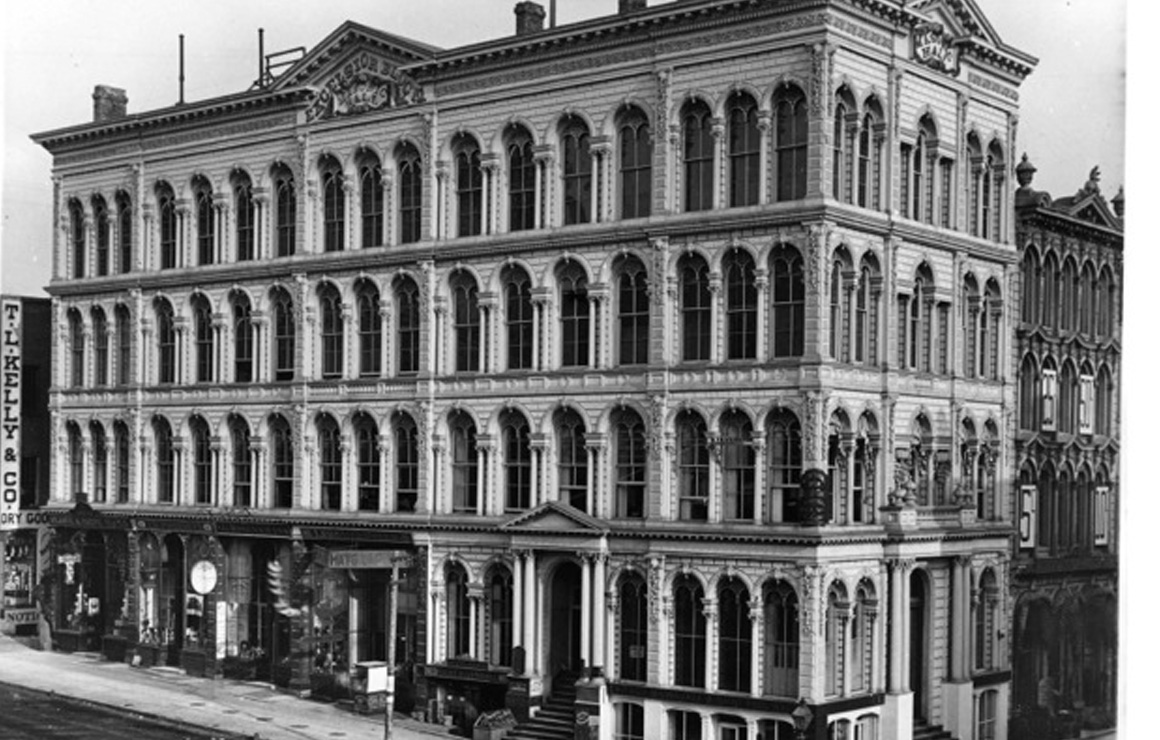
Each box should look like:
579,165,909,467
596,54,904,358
984,280,1002,380
504,266,534,371
857,101,884,209
718,578,752,693
556,409,587,512
766,410,802,523
69,200,86,278
93,196,109,276
618,574,648,681
855,254,880,364
114,420,130,503
507,127,535,231
455,136,483,237
825,584,849,696
1037,463,1055,552
1021,248,1041,325
679,254,712,362
270,414,294,508
193,176,215,265
673,575,706,688
561,115,593,225
774,85,809,201
320,157,345,252
318,283,344,379
397,142,423,244
451,270,481,373
394,413,419,512
395,276,421,375
1061,258,1078,334
771,244,805,358
851,581,876,693
720,411,754,521
682,99,713,212
502,410,531,512
115,304,131,386
230,416,251,508
728,92,760,207
356,282,382,377
974,569,999,671
1019,354,1038,431
232,294,253,383
359,153,384,248
154,417,175,504
1080,262,1097,336
1097,266,1115,338
833,100,849,202
273,166,297,257
116,191,133,273
618,106,652,219
192,294,213,383
157,183,177,269
613,407,646,519
488,567,513,667
271,288,295,381
354,414,380,511
234,173,255,261
830,257,847,361
1095,365,1113,436
450,411,478,513
676,411,710,521
155,300,176,385
1042,253,1059,329
90,421,107,503
92,308,108,387
763,580,799,697
1059,361,1077,434
558,262,590,368
191,416,212,505
962,275,981,378
616,256,649,366
446,565,470,658
724,248,757,360
317,414,342,510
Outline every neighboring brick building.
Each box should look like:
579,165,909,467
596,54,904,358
1010,159,1121,739
31,1,1036,738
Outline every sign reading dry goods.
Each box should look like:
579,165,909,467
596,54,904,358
306,52,425,122
1,300,20,532
913,23,960,75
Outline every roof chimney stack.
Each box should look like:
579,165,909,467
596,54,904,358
620,0,647,12
92,85,128,123
514,1,546,35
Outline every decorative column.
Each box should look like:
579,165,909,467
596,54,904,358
755,270,769,361
580,553,592,678
752,431,767,524
523,550,537,675
468,585,483,659
750,596,763,697
210,436,224,506
708,274,722,364
703,597,718,691
251,439,266,509
710,117,725,210
511,550,524,668
757,113,772,204
951,555,971,681
888,559,905,693
592,552,607,680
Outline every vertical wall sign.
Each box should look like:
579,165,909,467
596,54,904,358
1,300,21,531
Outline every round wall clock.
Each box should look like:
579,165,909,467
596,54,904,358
190,559,218,595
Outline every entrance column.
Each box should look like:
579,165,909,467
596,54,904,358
468,587,481,660
512,550,524,668
592,552,606,679
523,550,537,675
888,559,905,693
580,554,592,677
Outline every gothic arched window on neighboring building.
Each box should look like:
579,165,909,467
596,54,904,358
682,99,714,212
320,156,345,252
618,105,652,219
359,151,384,248
396,142,423,244
673,575,706,688
560,115,593,225
774,85,809,201
728,91,761,207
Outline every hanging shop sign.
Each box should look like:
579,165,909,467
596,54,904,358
0,300,21,532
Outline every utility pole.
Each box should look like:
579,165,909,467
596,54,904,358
384,562,399,739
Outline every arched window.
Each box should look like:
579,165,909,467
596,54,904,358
1059,361,1076,434
556,408,588,512
320,156,345,252
69,200,86,278
451,270,481,373
618,574,648,681
234,173,255,261
359,153,384,248
488,567,513,667
356,282,382,377
984,141,1005,241
271,288,295,381
672,711,703,740
1080,262,1097,336
155,299,176,385
974,569,999,671
157,183,177,269
851,581,876,693
92,308,108,387
318,283,344,379
115,304,131,386
116,191,132,273
766,409,802,523
1095,365,1113,436
446,565,470,658
676,411,709,521
394,412,419,512
507,127,535,232
728,92,760,207
395,276,421,375
504,265,534,371
154,417,175,504
855,254,880,364
1019,354,1038,431
192,294,213,383
90,421,107,503
1097,266,1115,338
450,410,478,513
270,414,294,508
1061,258,1078,334
273,166,297,257
830,256,846,361
900,268,934,372
962,275,981,378
232,294,253,383
1037,463,1055,551
616,256,649,366
1021,248,1040,325
613,407,646,519
191,416,212,505
763,580,799,696
1042,253,1059,329
114,420,130,504
68,310,83,387
502,410,531,512
833,100,849,202
858,101,884,209
682,99,714,212
774,85,809,201
720,411,754,521
724,248,757,360
397,142,423,244
679,254,712,362
673,575,706,688
558,262,590,368
718,578,752,693
67,422,83,499
455,136,483,237
825,584,849,696
354,414,379,511
93,196,109,276
230,416,251,508
561,115,593,225
984,280,1002,380
193,176,215,265
771,244,805,358
618,106,652,219
1041,356,1058,431
317,414,342,510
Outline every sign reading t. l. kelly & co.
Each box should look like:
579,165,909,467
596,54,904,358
0,299,20,532
305,51,425,123
913,22,960,76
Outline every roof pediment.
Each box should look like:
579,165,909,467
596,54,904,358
905,0,1001,45
499,501,608,535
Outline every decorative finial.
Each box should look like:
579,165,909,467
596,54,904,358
1015,153,1036,189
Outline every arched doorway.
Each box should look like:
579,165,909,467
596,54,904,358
909,570,928,720
161,534,186,666
547,560,582,679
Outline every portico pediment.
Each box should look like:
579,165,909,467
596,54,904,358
499,501,608,535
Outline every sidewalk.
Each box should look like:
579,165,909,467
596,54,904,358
0,634,457,740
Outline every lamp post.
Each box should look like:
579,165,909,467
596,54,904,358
791,697,814,740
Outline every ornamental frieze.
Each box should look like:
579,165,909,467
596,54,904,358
306,52,425,122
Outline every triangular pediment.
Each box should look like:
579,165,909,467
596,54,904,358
1066,192,1118,229
905,0,1002,45
500,501,608,534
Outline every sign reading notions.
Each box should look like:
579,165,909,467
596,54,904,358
327,549,401,569
1,300,21,532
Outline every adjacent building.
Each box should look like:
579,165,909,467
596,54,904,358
31,1,1036,739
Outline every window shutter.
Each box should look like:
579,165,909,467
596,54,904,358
1019,484,1037,549
1094,485,1109,546
1041,370,1057,431
1079,376,1095,434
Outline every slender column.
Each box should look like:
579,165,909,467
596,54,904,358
523,551,537,675
951,555,970,681
210,437,223,506
468,592,480,659
703,598,718,690
593,552,607,677
888,560,905,693
749,603,763,697
755,271,769,361
580,554,592,676
708,275,722,363
477,305,488,373
586,445,596,516
512,551,524,665
710,118,725,210
533,159,543,230
843,436,856,524
758,114,772,204
588,296,597,369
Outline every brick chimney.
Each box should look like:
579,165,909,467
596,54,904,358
514,1,545,35
620,0,647,12
92,85,128,123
